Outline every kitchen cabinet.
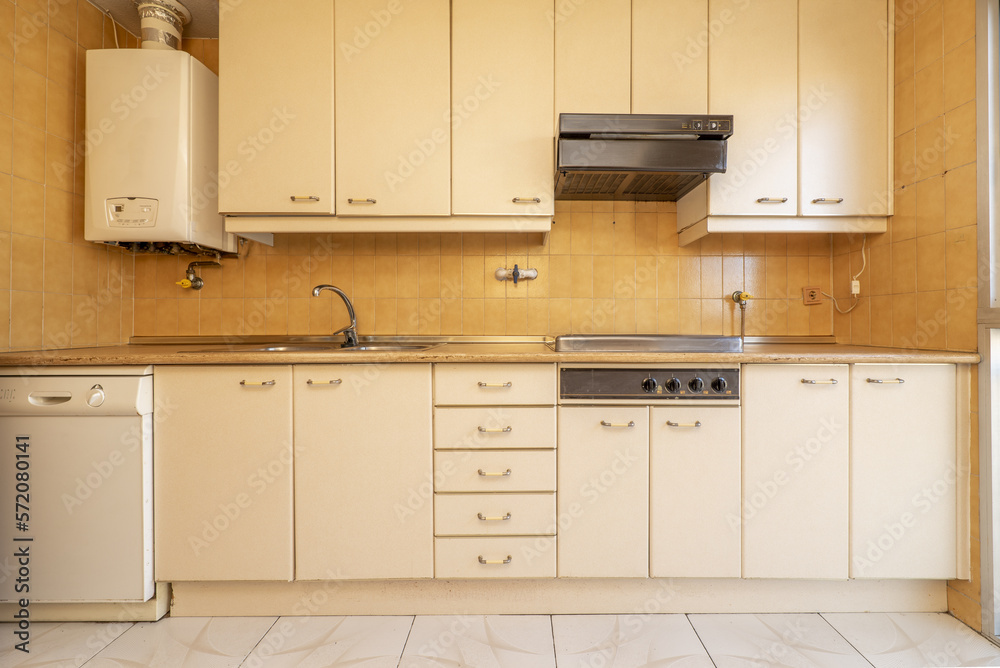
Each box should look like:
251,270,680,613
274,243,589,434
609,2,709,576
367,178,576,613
557,406,649,578
649,405,741,578
294,364,433,580
451,0,554,216
741,364,850,579
153,366,294,581
334,0,450,216
850,364,958,579
631,0,708,114
218,0,333,215
553,0,630,117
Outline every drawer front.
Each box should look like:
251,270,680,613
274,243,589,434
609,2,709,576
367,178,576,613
434,450,555,492
435,493,556,536
435,537,556,578
435,407,555,449
435,363,556,405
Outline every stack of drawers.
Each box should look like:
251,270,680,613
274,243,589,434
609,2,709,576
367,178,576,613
432,363,557,578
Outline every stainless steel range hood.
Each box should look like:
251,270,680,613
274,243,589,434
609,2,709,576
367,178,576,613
554,113,733,201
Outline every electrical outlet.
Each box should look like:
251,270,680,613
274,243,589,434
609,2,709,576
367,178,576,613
851,280,861,296
802,286,822,305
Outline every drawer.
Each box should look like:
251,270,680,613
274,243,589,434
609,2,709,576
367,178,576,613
435,364,556,405
434,450,555,492
435,407,555,449
435,537,556,578
435,493,555,536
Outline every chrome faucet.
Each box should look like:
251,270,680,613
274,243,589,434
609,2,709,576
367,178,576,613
312,284,359,347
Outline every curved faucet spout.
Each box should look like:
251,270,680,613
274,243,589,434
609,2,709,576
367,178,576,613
312,284,358,347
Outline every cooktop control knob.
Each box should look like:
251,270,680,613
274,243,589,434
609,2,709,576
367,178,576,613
688,377,704,393
665,377,681,393
711,377,728,393
641,377,658,393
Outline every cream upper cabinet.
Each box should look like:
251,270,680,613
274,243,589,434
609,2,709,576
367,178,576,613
798,0,889,217
294,364,433,580
153,366,294,582
850,365,959,579
632,0,708,114
218,0,334,215
554,0,631,118
334,0,450,216
741,364,850,579
706,0,798,217
451,0,554,216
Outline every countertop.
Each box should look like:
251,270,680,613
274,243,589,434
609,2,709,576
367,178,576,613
0,336,981,367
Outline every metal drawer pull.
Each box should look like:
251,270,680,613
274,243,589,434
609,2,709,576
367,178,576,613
240,379,276,386
512,197,541,203
478,381,512,388
478,555,512,565
800,378,838,384
290,195,320,202
666,420,702,428
477,426,512,433
866,378,905,384
601,420,635,428
347,198,377,204
306,379,342,385
756,197,788,203
812,197,844,204
477,513,512,521
477,468,512,477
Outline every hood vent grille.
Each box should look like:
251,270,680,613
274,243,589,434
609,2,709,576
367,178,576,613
559,172,628,196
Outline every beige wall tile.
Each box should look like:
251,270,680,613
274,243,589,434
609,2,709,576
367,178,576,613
945,100,976,170
914,59,944,127
12,9,46,76
943,0,975,54
10,289,41,348
944,39,975,112
913,2,943,72
12,120,43,182
47,28,75,89
12,63,44,129
895,21,914,83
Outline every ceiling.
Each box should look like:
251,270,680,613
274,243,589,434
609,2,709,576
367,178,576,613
87,0,219,39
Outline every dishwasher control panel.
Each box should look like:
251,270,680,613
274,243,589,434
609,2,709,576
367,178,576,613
559,365,739,403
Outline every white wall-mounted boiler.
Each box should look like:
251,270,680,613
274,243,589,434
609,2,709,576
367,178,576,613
85,48,237,253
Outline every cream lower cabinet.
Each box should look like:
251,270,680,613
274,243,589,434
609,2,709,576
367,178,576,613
557,406,649,578
153,366,294,581
294,364,433,580
741,364,850,579
650,406,741,578
850,364,959,579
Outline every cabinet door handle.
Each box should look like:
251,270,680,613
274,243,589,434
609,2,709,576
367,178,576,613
800,378,838,384
477,426,512,433
478,555,512,565
240,379,276,386
811,197,844,204
306,379,342,385
601,420,635,428
512,197,541,203
290,195,320,202
866,377,905,384
477,512,512,521
477,468,512,477
347,198,377,204
666,420,702,428
478,381,512,388
756,197,788,203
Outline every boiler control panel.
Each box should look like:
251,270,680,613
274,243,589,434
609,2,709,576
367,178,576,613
106,197,158,227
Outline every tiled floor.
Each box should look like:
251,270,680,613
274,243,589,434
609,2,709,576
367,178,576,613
2,612,1000,667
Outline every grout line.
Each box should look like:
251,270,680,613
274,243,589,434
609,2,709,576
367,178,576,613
235,616,280,668
79,620,137,666
396,614,417,668
818,613,877,668
683,614,719,668
550,614,559,668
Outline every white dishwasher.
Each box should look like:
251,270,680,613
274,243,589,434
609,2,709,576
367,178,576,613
0,366,153,603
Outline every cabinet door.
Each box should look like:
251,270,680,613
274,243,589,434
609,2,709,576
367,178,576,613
632,0,708,114
154,366,293,581
851,364,958,578
742,364,849,579
650,406,740,578
219,0,333,214
707,0,797,216
294,364,433,579
557,407,648,577
799,0,889,217
554,0,631,119
452,0,554,216
334,0,450,216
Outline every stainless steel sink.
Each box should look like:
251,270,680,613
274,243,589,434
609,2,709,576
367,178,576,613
553,334,743,353
184,342,440,353
343,343,439,352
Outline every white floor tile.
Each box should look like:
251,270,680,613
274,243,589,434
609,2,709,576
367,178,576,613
552,614,714,668
400,615,556,668
688,613,871,668
823,612,1000,667
84,616,276,668
0,621,130,667
238,616,412,667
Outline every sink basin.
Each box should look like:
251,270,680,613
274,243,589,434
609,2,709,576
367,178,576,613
554,334,743,353
184,342,440,353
